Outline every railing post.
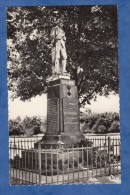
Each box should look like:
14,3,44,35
38,143,41,185
108,136,111,176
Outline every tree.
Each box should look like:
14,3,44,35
9,116,45,136
9,117,24,136
96,125,107,134
80,112,120,134
9,120,14,135
22,116,42,136
109,120,120,133
41,118,47,133
31,116,43,135
80,108,92,122
7,6,119,106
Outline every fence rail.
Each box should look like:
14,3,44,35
9,137,121,185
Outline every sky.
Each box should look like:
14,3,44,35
8,93,120,120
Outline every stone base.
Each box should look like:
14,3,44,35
34,132,87,149
46,73,70,82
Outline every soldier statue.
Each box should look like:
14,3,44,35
50,19,67,75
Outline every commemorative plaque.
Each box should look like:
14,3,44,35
47,98,59,135
63,98,79,133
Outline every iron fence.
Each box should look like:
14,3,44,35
9,137,121,185
9,136,43,149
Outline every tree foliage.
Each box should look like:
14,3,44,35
7,6,119,106
80,112,120,134
9,116,46,136
9,117,24,136
109,120,120,133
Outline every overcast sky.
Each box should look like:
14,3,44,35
8,93,120,120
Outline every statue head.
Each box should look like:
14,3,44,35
57,19,64,28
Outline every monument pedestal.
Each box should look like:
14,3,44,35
35,78,86,149
21,78,92,174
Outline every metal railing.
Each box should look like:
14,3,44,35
9,136,43,148
9,137,121,185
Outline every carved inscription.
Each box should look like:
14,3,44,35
63,98,78,112
64,112,78,123
47,98,59,135
63,98,79,133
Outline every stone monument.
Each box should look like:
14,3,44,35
35,20,86,149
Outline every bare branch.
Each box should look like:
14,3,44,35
80,86,99,106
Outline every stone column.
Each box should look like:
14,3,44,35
35,78,85,148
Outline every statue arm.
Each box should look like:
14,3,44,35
56,33,66,41
50,28,58,47
50,28,62,42
50,27,66,41
63,35,66,42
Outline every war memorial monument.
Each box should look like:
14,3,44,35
35,20,86,149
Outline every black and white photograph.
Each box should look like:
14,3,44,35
7,5,121,185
